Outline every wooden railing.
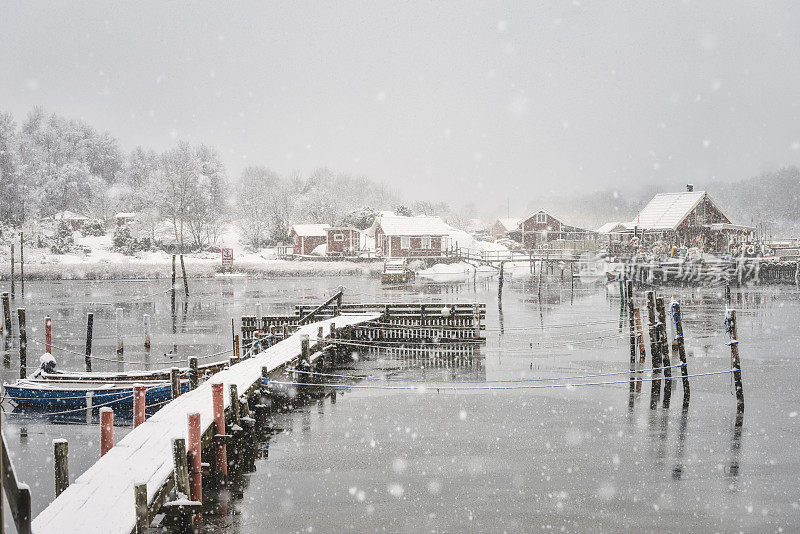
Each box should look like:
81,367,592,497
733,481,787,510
2,428,32,534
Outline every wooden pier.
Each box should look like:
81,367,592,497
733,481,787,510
30,313,379,534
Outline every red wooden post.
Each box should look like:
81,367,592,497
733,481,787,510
45,315,52,354
133,385,147,428
187,412,202,503
100,407,114,456
211,383,228,477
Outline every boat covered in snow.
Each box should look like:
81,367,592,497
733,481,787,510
2,378,188,409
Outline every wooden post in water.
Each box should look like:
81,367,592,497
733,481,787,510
188,357,198,390
498,262,504,300
143,314,151,351
9,243,14,298
2,292,11,346
115,307,124,358
633,308,646,392
170,368,181,399
134,482,148,533
187,412,202,505
172,438,190,498
100,407,114,456
656,297,672,405
645,291,660,372
44,316,52,354
300,334,310,368
726,309,744,411
211,383,228,481
626,281,636,397
670,302,690,404
53,439,69,497
171,255,177,315
17,308,26,379
229,384,241,426
19,232,23,298
133,385,146,427
231,318,236,357
180,254,189,297
85,312,94,372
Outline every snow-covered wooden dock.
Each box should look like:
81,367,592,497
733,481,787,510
31,313,378,534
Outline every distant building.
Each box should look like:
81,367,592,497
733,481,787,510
51,210,89,231
115,212,137,227
630,186,752,252
326,227,361,256
372,215,452,258
596,221,633,247
490,217,522,238
290,224,329,255
516,209,595,249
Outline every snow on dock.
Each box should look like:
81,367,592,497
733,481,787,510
31,313,378,534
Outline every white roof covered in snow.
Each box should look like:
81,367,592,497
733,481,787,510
376,215,452,236
52,210,89,221
291,224,329,237
596,221,632,234
115,212,137,218
631,191,729,230
495,217,522,232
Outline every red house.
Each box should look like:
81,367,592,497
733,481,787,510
290,224,329,255
372,216,452,258
326,227,360,256
517,209,591,249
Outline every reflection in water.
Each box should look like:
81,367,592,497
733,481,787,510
672,405,690,480
726,409,745,483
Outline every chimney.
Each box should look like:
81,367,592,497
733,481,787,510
686,184,694,192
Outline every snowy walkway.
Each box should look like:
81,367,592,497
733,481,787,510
31,314,379,534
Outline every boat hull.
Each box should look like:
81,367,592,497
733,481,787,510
3,381,189,409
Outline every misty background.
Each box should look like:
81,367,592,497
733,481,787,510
2,1,800,237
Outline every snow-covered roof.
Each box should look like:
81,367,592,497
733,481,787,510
52,210,89,221
631,191,730,230
522,209,565,225
596,221,631,234
495,217,522,232
375,215,452,236
115,212,137,219
291,224,329,237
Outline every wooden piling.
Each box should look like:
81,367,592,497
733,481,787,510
170,368,181,399
727,310,744,411
10,243,14,298
171,255,176,314
645,292,661,372
2,292,11,338
115,307,124,358
180,254,189,297
187,412,202,504
625,281,636,396
231,318,236,357
85,312,94,372
633,308,646,392
211,383,228,479
134,482,148,533
54,439,69,497
229,384,240,426
17,308,26,379
300,334,310,367
44,316,52,354
656,297,672,405
143,314,151,351
19,232,23,298
188,357,198,390
100,407,114,457
172,438,190,498
671,302,690,402
498,262,504,299
133,385,146,428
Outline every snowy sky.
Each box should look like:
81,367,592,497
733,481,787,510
2,1,800,214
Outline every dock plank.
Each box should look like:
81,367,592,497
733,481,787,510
31,314,377,534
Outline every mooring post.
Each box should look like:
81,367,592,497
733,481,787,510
187,412,202,505
85,312,94,372
115,307,124,358
626,281,636,396
235,334,240,361
172,438,190,498
133,385,147,427
656,297,672,406
726,309,744,411
188,357,198,390
300,334,310,370
171,254,177,315
134,482,148,533
180,254,189,298
329,322,337,360
44,315,52,354
2,292,11,337
17,308,26,379
170,367,181,399
19,232,24,298
143,314,151,351
261,365,269,397
645,291,660,372
498,261,504,299
9,243,14,298
231,318,236,357
633,308,646,393
211,383,228,481
54,439,69,497
670,302,690,403
100,407,114,456
230,384,241,427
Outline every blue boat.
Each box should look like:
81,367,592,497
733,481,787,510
2,379,190,409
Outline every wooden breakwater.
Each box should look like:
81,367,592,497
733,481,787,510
30,314,378,534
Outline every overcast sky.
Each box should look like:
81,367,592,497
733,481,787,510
2,1,799,215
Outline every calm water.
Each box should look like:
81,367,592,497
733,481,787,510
2,275,799,532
